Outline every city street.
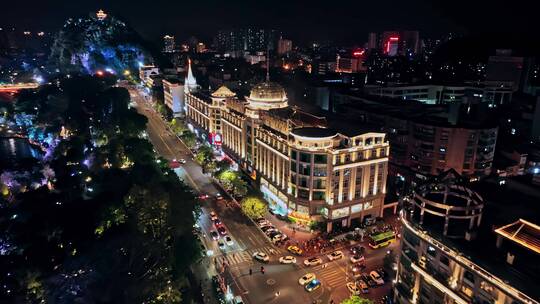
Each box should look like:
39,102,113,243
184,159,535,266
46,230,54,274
128,85,398,304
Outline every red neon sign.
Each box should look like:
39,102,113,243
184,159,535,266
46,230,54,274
386,36,399,54
353,50,365,57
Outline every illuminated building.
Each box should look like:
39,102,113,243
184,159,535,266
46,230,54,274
163,78,184,116
163,35,175,53
336,50,366,73
196,42,206,53
138,65,159,87
185,67,389,231
395,170,540,304
215,28,279,54
184,59,198,93
338,95,498,180
277,38,292,55
96,9,107,21
367,32,378,50
367,83,513,107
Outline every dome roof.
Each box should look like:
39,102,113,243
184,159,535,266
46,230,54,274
249,82,287,102
212,85,236,98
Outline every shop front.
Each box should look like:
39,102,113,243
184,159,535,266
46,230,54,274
260,179,288,216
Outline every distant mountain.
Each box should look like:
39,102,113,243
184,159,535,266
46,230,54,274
49,12,157,74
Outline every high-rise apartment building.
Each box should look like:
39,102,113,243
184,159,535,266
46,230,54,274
163,78,184,116
163,35,175,53
277,38,292,55
215,28,279,53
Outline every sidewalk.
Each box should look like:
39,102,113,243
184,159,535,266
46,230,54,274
264,211,317,243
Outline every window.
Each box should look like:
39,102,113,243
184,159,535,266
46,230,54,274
300,152,310,163
312,191,325,200
298,189,309,199
351,203,362,213
335,171,340,177
439,255,449,266
314,154,327,164
291,150,297,160
463,271,475,284
290,161,297,172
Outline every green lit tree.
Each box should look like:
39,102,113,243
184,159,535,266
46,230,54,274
341,296,374,304
240,196,267,219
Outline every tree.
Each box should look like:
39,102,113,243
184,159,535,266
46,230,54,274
180,131,196,148
341,296,374,304
240,197,267,219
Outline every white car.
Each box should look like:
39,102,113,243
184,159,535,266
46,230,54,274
350,255,365,264
252,252,270,262
179,158,186,164
271,233,287,243
279,256,297,264
257,219,271,227
327,250,343,261
370,270,384,285
209,211,218,221
225,235,234,246
346,282,361,295
298,273,316,285
303,257,323,267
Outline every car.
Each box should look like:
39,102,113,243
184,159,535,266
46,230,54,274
268,231,282,239
179,158,186,164
217,226,227,236
349,245,365,255
376,268,387,279
225,236,234,246
257,219,271,227
265,228,279,236
213,218,223,227
209,211,218,221
217,240,225,249
350,264,364,275
233,295,244,304
210,230,219,240
346,282,361,295
357,280,369,294
304,257,323,267
272,233,287,243
216,193,224,201
370,270,384,285
298,273,316,285
279,256,297,264
304,279,321,292
198,194,210,199
261,225,276,232
287,245,303,256
252,252,270,262
327,250,343,261
350,255,365,264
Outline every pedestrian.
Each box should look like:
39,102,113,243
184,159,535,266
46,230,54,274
322,263,328,269
249,268,252,275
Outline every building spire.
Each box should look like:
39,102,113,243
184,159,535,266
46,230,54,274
185,58,198,93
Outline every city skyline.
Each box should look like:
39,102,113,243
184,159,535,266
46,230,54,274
2,0,538,45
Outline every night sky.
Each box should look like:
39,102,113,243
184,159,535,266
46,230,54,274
3,0,536,45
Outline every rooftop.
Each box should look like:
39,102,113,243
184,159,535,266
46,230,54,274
494,219,540,255
290,127,338,139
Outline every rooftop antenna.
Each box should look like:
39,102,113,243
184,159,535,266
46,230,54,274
266,44,270,82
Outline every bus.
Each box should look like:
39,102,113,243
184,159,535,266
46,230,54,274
368,231,396,249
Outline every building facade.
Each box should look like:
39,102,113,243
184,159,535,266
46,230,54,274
395,171,539,304
162,79,184,116
163,35,175,53
185,73,389,231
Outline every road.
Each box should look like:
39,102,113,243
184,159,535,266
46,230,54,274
127,85,398,304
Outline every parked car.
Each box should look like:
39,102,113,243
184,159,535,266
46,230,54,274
252,252,270,262
370,270,384,285
213,218,223,227
210,230,219,240
304,257,323,267
261,225,276,232
233,295,244,304
209,211,218,221
257,219,271,227
298,273,316,285
346,282,361,295
357,280,369,294
264,228,279,236
217,240,225,250
225,235,234,246
327,250,343,261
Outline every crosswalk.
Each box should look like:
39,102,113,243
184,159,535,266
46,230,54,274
215,246,283,267
311,264,347,288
